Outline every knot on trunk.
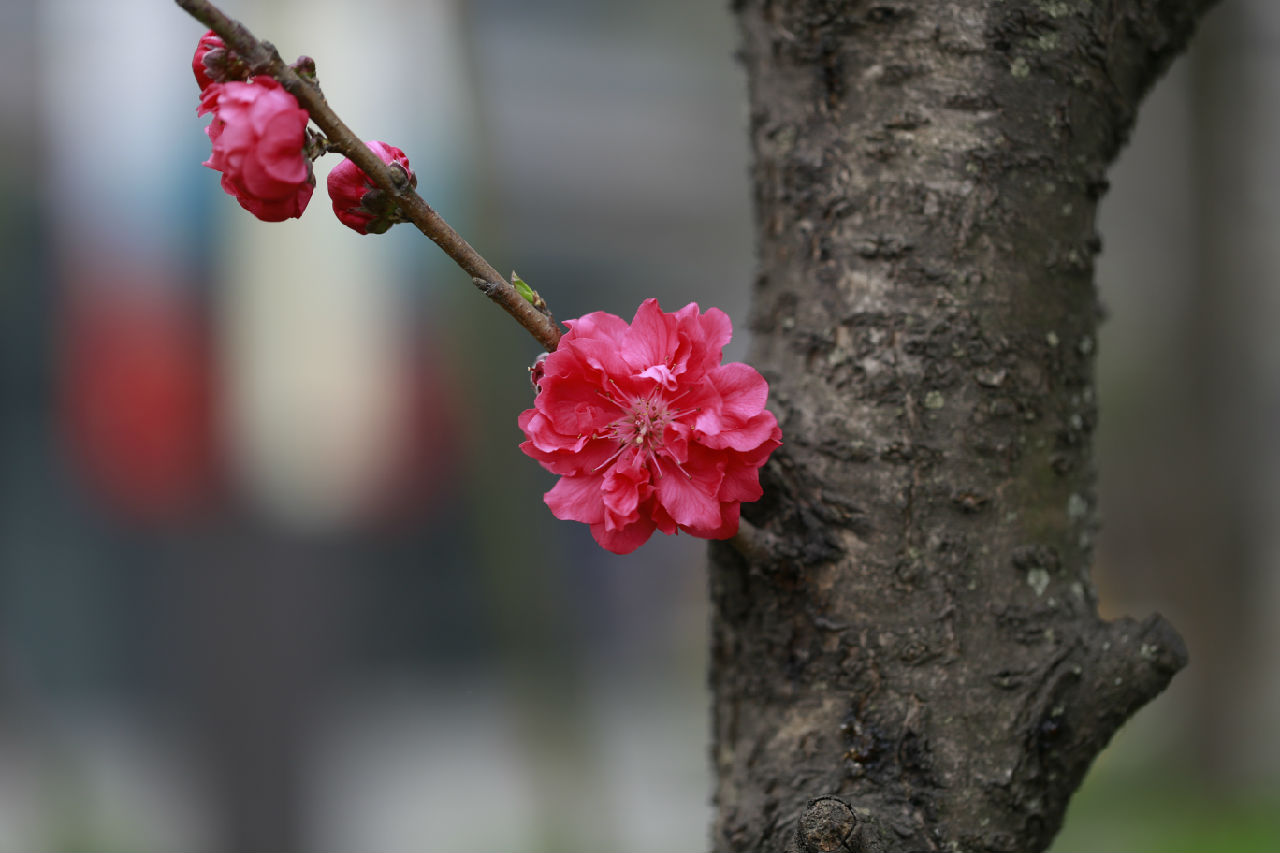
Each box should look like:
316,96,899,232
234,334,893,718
795,796,888,853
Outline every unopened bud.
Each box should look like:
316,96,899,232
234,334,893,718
327,141,416,235
529,352,550,393
192,30,249,92
292,55,317,81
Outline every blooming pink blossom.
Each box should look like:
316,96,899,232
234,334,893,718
326,141,416,234
198,78,314,222
519,299,781,554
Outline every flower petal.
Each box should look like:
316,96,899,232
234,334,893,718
655,457,722,530
621,298,675,373
601,447,650,521
712,362,769,419
697,363,778,450
684,500,740,540
590,517,656,555
545,473,606,524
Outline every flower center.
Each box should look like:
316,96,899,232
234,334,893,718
611,396,670,452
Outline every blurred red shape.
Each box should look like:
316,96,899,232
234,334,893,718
60,278,218,523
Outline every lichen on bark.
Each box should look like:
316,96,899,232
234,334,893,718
711,1,1216,850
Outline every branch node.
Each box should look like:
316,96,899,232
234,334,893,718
728,518,786,563
254,39,282,75
387,162,413,193
1094,612,1188,701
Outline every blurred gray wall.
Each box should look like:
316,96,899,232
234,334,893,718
1095,0,1280,786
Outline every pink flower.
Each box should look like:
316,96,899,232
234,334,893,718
326,141,416,235
519,299,781,555
198,78,315,222
192,31,225,92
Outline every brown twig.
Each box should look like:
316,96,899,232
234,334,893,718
176,0,563,353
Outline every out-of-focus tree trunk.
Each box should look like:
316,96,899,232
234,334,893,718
711,2,1216,850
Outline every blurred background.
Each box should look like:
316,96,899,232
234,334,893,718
0,0,1275,850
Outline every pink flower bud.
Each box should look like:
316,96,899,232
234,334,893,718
197,78,315,222
192,30,249,92
193,31,224,91
326,141,416,235
529,352,549,392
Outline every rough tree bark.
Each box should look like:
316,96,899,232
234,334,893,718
711,1,1218,850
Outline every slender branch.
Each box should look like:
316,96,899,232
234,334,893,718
176,0,563,353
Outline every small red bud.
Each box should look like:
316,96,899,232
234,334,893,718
192,31,225,92
529,352,549,392
327,141,416,235
192,30,250,91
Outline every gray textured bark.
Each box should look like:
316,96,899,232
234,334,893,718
711,1,1217,850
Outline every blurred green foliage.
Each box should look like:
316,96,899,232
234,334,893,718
1053,770,1280,852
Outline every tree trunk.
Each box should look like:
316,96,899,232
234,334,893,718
711,2,1216,850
